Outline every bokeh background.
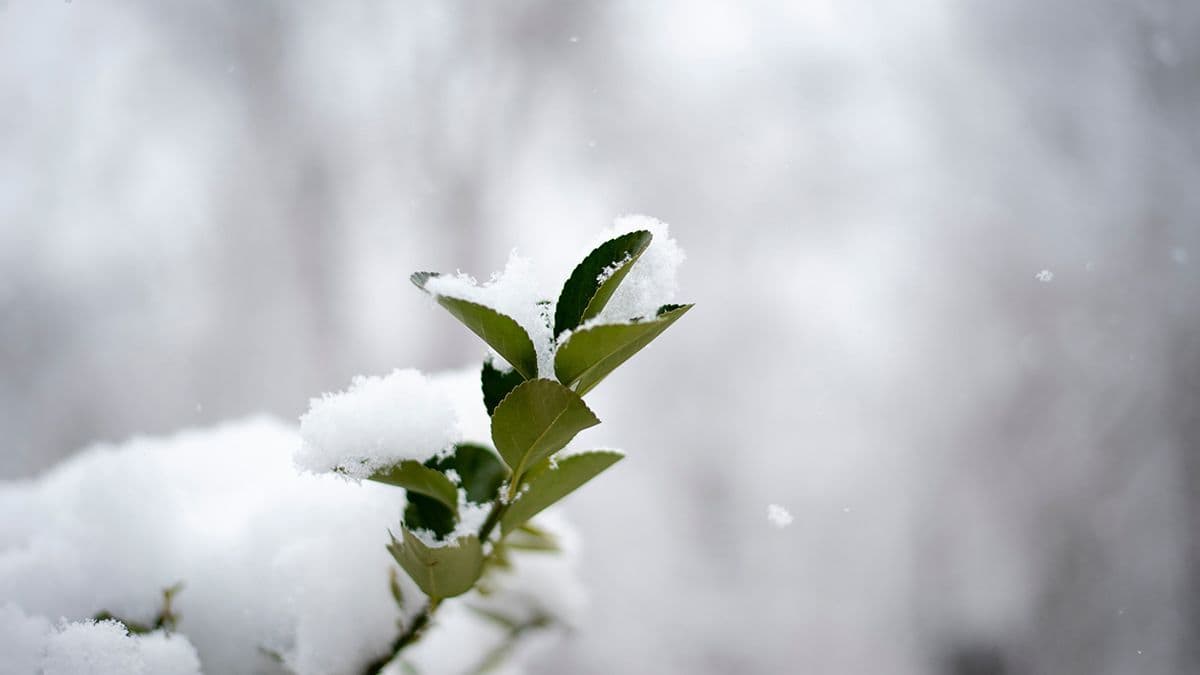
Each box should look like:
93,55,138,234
2,1,1198,673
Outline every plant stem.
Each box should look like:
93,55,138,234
477,499,507,543
362,597,440,675
365,496,513,674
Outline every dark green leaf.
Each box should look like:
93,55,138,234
410,271,439,289
428,443,508,504
369,460,459,511
490,379,600,482
388,528,484,599
500,451,623,535
481,358,524,417
412,274,538,379
554,304,693,396
404,493,456,539
553,231,653,337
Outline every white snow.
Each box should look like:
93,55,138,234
1035,269,1054,283
0,418,406,674
39,619,202,675
589,215,686,325
297,368,460,480
0,604,203,675
0,367,584,675
767,504,793,528
423,219,687,373
424,252,558,378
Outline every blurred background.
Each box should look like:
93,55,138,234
2,1,1198,673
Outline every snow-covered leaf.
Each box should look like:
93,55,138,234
554,230,653,337
404,493,457,539
555,304,693,395
412,272,539,379
388,529,484,599
427,443,508,504
490,379,599,481
368,460,459,511
500,451,622,535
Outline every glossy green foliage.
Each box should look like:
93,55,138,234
481,359,524,417
403,493,456,540
388,528,484,599
369,460,459,511
555,304,693,395
411,273,538,379
553,230,652,337
490,379,599,482
500,451,623,535
427,443,508,504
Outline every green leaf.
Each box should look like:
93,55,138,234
427,443,508,504
555,304,693,396
412,272,538,379
410,271,439,289
388,528,484,599
369,460,459,511
481,358,524,417
504,523,561,552
500,450,623,535
490,379,600,482
554,230,653,337
404,493,457,539
466,605,521,630
388,567,405,608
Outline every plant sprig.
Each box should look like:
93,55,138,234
363,230,692,673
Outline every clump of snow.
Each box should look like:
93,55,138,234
767,504,793,528
0,606,204,675
297,368,460,480
0,603,51,675
428,367,493,445
424,253,557,378
0,418,407,675
38,619,202,675
1034,269,1054,282
0,369,583,675
421,219,686,371
590,215,685,325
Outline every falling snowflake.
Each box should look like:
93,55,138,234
767,504,793,528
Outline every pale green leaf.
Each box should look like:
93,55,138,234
412,272,538,379
500,450,623,535
369,460,458,511
555,304,693,395
490,379,599,481
388,528,484,599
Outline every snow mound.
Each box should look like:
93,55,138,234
0,368,584,675
297,368,460,480
589,215,685,325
